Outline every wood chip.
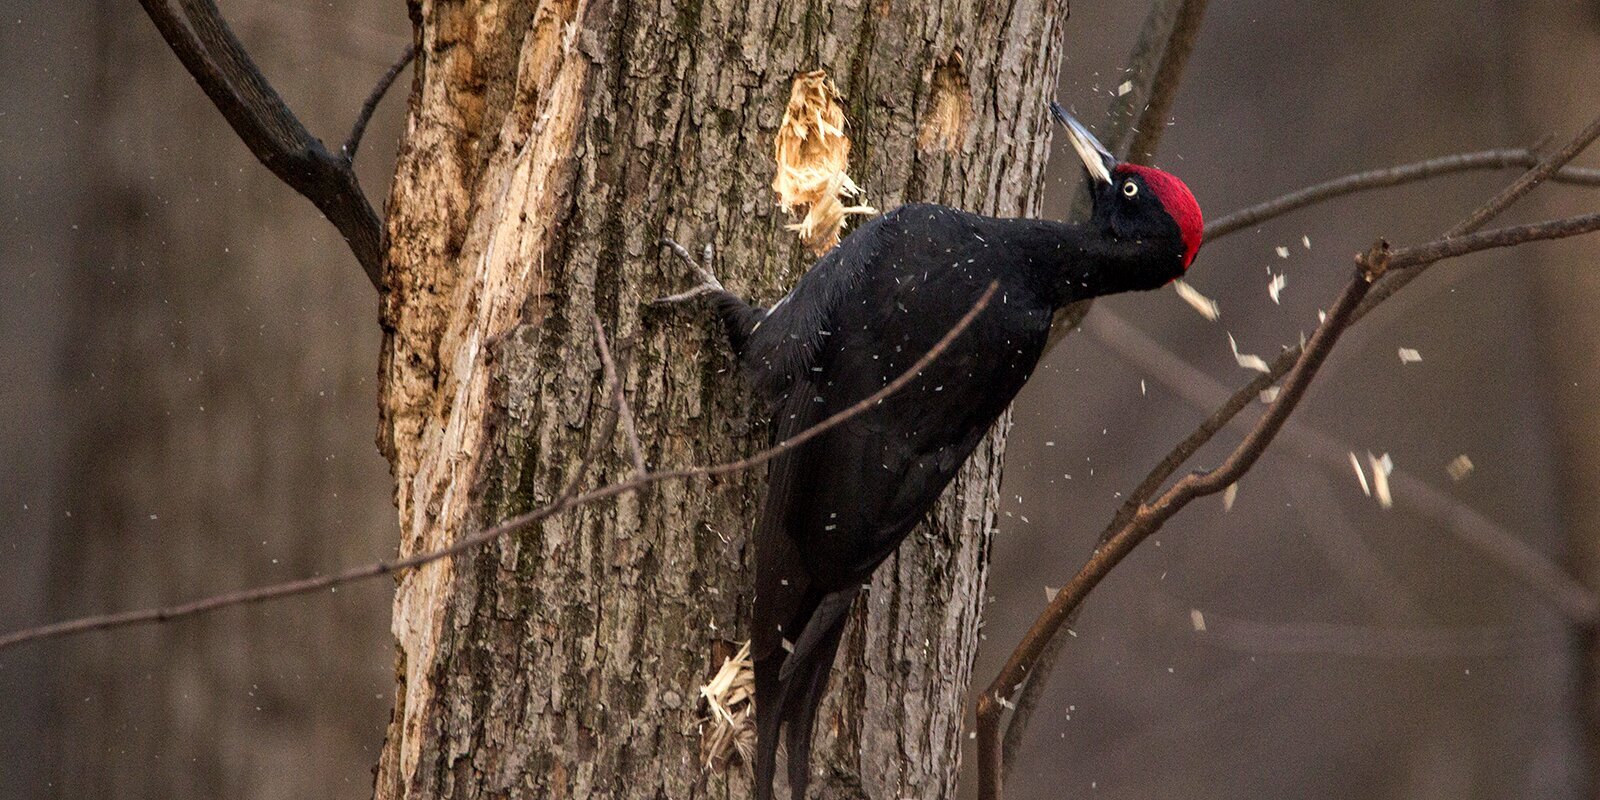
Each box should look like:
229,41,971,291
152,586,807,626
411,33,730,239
1275,246,1290,259
1173,279,1220,320
1447,454,1475,482
1368,451,1394,509
1268,273,1286,304
1222,483,1238,512
697,641,756,771
1117,80,1134,96
1348,452,1370,496
1259,386,1280,404
1302,235,1312,249
1228,333,1270,373
1398,347,1422,364
1190,608,1207,632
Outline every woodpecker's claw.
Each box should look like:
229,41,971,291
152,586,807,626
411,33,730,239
655,237,725,305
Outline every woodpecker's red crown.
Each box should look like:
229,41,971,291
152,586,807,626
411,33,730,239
1114,163,1203,269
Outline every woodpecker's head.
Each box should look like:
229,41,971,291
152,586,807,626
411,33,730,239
1051,102,1203,284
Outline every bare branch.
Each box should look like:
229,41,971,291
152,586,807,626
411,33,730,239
1002,136,1600,770
1113,0,1210,163
0,284,999,652
1378,211,1600,270
1089,0,1211,164
343,44,417,163
1207,149,1600,240
591,314,647,477
1445,112,1600,238
138,0,384,288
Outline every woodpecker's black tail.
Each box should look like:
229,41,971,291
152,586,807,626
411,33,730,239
753,586,858,800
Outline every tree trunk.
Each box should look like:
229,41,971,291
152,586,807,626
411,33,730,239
373,2,1069,797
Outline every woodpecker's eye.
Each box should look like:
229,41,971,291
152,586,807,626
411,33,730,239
1122,180,1139,197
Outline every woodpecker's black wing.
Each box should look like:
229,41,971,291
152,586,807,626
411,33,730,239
742,205,1054,800
742,231,876,800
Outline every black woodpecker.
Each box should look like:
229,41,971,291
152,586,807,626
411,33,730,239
659,103,1203,800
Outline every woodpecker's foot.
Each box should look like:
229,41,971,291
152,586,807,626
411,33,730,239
655,237,724,305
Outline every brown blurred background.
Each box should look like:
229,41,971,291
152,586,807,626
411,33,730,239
2,1,1598,798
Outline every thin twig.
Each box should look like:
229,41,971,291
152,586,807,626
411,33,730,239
138,0,384,287
0,284,999,652
343,43,416,163
1379,212,1600,269
591,314,647,477
1206,148,1600,240
1348,110,1600,323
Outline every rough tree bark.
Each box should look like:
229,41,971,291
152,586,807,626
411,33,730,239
373,2,1069,798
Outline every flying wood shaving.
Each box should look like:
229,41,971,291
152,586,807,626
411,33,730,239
773,71,876,254
1398,347,1422,363
1268,273,1287,304
1259,386,1281,404
1117,80,1134,97
1275,246,1290,259
1228,333,1271,373
1369,452,1394,509
1447,454,1475,482
1302,235,1312,249
1222,483,1238,512
1349,452,1371,496
1173,279,1220,320
1190,608,1208,632
698,641,756,771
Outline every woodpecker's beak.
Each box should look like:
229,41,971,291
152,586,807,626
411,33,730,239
1050,102,1115,186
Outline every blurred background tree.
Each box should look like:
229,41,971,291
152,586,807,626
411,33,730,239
2,1,1598,798
1,1,403,796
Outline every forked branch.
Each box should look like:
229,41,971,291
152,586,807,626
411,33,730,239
137,0,386,287
1206,148,1600,240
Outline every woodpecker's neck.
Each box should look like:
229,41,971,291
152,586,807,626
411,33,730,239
1003,218,1185,307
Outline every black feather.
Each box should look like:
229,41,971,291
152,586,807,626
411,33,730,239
699,194,1192,799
